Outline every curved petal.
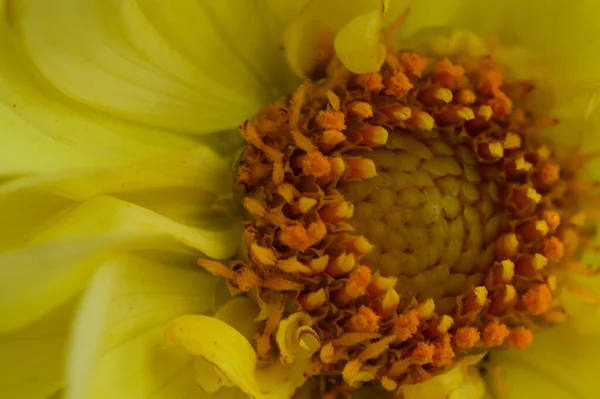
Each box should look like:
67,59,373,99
0,1,198,175
165,314,319,399
11,0,304,134
284,0,388,77
398,355,486,399
487,322,600,399
0,195,240,334
0,299,76,399
64,255,241,399
0,146,232,201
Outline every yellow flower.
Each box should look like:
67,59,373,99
1,1,599,399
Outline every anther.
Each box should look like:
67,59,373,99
521,284,552,315
488,284,517,315
462,286,488,313
375,288,400,320
515,253,548,278
392,309,420,343
520,220,549,241
534,163,560,187
385,105,412,122
454,327,481,350
456,89,476,105
496,233,519,260
343,157,377,180
343,235,375,258
355,72,384,92
432,58,465,87
482,320,510,346
348,125,388,146
301,151,332,178
384,71,413,99
477,140,504,162
299,288,328,312
319,130,347,153
346,101,374,120
543,236,564,262
400,52,428,77
320,201,355,224
346,306,381,332
511,186,541,208
333,266,372,307
503,132,522,150
408,110,435,131
316,110,347,131
326,252,356,277
507,326,533,351
542,210,561,230
367,273,398,298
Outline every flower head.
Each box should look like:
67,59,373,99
2,1,600,399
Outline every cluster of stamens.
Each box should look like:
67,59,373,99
200,48,587,396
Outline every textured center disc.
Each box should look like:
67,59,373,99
340,130,500,314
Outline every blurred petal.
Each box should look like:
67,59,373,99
399,355,486,399
334,6,387,74
11,0,304,134
165,313,318,399
1,1,198,175
65,255,241,399
284,0,388,76
0,146,231,200
0,196,240,334
213,297,261,342
488,323,600,399
0,299,76,399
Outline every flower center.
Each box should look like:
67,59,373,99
200,48,587,394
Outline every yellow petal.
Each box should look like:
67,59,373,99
0,145,231,199
11,0,302,134
334,7,387,74
0,195,240,333
165,313,319,399
65,255,237,399
284,0,388,77
399,354,487,399
0,1,199,175
0,299,76,399
214,297,261,342
488,323,600,399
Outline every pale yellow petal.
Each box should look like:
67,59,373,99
0,1,199,175
0,195,240,333
65,255,242,399
214,297,261,342
0,300,76,399
284,0,387,77
334,7,387,73
165,313,319,399
488,323,600,399
10,0,301,135
399,355,486,399
0,146,231,201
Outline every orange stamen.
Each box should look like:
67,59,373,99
522,284,552,315
384,71,414,99
507,326,533,351
346,306,381,332
316,110,347,131
392,309,420,343
355,72,384,92
302,151,332,177
454,327,481,350
543,236,564,262
400,52,428,77
482,320,510,346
